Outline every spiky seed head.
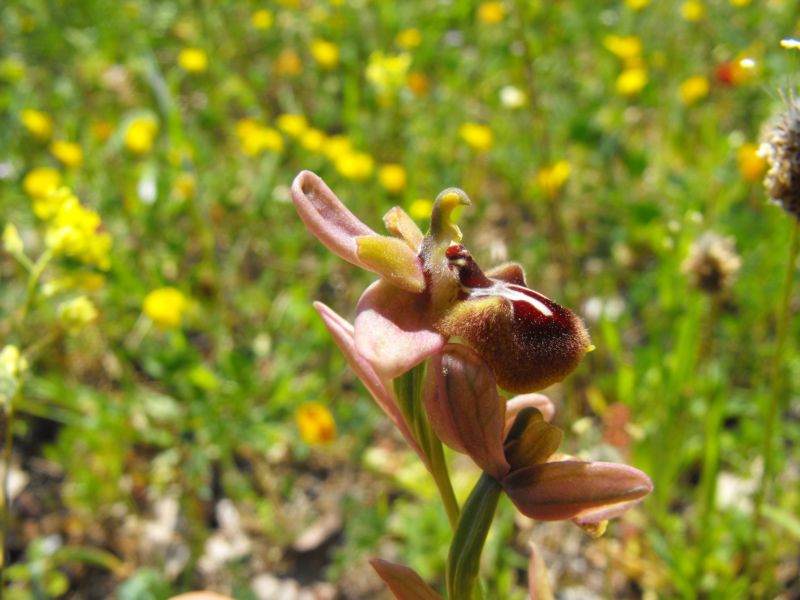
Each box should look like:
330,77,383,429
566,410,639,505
760,97,800,220
681,232,741,295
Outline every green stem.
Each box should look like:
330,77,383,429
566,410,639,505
18,249,53,328
394,365,460,530
0,390,18,590
749,217,799,581
446,473,502,600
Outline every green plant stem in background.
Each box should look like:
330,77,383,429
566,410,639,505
17,249,53,330
750,217,799,585
446,473,502,600
394,364,460,530
0,390,18,590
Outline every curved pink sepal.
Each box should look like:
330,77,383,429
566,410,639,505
505,394,555,436
423,345,510,480
354,280,445,379
370,559,444,600
503,460,653,523
313,301,423,461
291,170,377,267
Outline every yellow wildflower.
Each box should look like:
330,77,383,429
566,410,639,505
23,167,62,199
173,172,197,200
679,75,709,105
236,119,284,155
0,345,27,404
299,128,326,153
0,345,27,378
408,199,433,221
274,49,303,76
143,287,187,329
323,135,353,161
335,151,374,180
43,273,106,297
3,223,24,256
92,120,113,141
407,72,429,96
44,190,112,270
124,117,158,154
32,186,71,220
58,296,99,333
737,143,766,183
21,109,53,140
276,114,308,138
251,9,274,30
296,402,336,445
178,47,208,73
603,35,642,62
616,68,648,97
625,0,650,9
50,140,84,168
396,28,422,49
729,0,749,5
781,39,800,50
478,2,505,24
680,0,704,21
378,164,407,194
537,160,571,199
311,39,339,69
366,52,411,96
459,122,493,153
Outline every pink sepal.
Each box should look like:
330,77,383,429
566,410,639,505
354,280,445,379
423,344,510,480
291,170,377,267
502,460,653,522
313,301,424,462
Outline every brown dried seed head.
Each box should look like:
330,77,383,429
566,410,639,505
681,232,741,295
760,97,800,220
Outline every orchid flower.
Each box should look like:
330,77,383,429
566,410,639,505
291,169,590,393
291,170,651,599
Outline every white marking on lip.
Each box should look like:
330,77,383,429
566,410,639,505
468,283,553,317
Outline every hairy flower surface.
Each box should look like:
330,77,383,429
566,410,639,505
760,97,800,220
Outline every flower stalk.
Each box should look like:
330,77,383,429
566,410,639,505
394,364,460,530
446,473,501,600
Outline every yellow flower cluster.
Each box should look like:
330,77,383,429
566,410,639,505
22,181,112,271
310,39,339,69
459,122,493,153
604,35,647,97
251,9,273,30
737,143,766,182
125,117,158,155
236,118,284,156
21,109,53,140
178,47,208,73
365,51,411,97
39,188,113,270
50,140,84,168
478,2,505,24
0,345,28,405
378,164,407,194
536,160,571,199
23,167,61,199
296,402,336,445
680,0,705,21
679,75,709,106
396,28,422,49
58,296,99,333
275,114,381,182
143,287,187,329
